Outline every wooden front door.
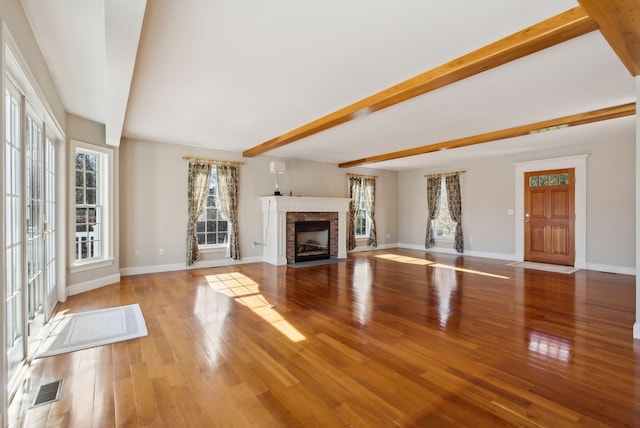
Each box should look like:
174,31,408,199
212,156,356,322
524,168,575,266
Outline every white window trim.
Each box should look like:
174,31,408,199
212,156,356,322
196,168,229,249
70,140,114,271
354,186,371,239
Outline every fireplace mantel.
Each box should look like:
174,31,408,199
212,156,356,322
259,196,351,265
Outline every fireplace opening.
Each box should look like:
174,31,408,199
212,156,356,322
295,221,330,263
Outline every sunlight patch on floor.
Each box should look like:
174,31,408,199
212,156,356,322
375,254,434,265
375,254,509,279
206,273,306,342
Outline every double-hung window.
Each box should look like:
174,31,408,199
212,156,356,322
74,143,112,264
434,177,455,239
196,168,228,247
354,186,370,238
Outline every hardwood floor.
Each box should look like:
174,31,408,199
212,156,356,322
9,249,640,427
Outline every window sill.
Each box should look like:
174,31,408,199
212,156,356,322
70,258,115,274
198,245,228,254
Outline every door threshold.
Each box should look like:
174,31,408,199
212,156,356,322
507,261,579,274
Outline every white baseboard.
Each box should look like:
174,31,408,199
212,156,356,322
348,243,397,253
585,263,635,276
634,322,640,340
397,243,516,262
67,273,121,296
120,256,263,276
397,244,635,274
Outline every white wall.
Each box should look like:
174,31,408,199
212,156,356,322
119,138,397,274
397,133,636,273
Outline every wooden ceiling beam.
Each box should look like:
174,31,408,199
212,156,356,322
577,0,640,76
338,103,636,168
242,6,598,158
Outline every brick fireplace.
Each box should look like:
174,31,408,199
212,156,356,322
259,196,351,265
288,213,338,263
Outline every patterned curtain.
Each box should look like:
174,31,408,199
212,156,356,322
186,162,212,266
446,174,463,253
217,164,241,260
348,176,363,250
425,176,441,248
363,177,377,247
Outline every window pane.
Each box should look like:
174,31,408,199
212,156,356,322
86,171,96,187
85,154,97,171
76,207,87,219
197,234,205,245
86,189,96,205
76,153,84,170
196,222,205,233
75,171,84,187
88,208,97,224
206,208,218,220
76,188,84,204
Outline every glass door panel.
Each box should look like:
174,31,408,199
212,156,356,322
25,112,45,354
44,138,56,318
5,83,24,387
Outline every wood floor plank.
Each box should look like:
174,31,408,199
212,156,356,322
150,376,187,427
9,249,640,427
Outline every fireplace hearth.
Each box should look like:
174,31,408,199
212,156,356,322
295,221,330,262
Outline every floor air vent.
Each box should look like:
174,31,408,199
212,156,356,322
31,380,63,408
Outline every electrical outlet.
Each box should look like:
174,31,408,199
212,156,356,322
386,233,391,239
159,248,165,256
135,249,140,257
251,241,256,248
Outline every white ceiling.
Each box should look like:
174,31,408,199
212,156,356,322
20,0,636,171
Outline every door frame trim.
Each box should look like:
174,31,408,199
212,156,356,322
514,154,588,269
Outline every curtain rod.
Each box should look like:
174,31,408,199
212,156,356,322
182,156,244,166
424,170,466,179
347,173,378,179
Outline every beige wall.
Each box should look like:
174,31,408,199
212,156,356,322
66,114,121,288
119,138,397,272
397,133,636,272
